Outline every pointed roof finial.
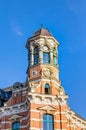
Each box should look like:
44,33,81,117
41,24,44,28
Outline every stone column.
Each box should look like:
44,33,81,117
30,51,34,65
30,44,34,66
39,47,43,64
50,49,53,64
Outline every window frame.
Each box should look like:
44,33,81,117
43,46,50,64
43,114,54,130
45,84,50,94
34,46,39,65
12,122,20,130
53,48,57,65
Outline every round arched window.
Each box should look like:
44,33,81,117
45,84,50,94
12,122,20,130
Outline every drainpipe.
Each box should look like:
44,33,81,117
56,96,62,130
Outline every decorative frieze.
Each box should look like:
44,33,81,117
66,108,86,128
28,92,67,105
42,67,51,79
0,101,29,117
29,81,41,92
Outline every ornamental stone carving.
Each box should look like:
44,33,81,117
59,86,65,95
42,68,51,79
34,38,45,47
9,114,22,121
29,81,41,92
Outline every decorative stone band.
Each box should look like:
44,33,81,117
0,100,29,117
28,92,68,105
30,118,67,123
66,108,86,128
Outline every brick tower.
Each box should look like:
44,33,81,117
26,28,69,130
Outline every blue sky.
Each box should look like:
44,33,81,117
0,0,86,118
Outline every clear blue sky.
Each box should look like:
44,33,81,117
0,0,86,118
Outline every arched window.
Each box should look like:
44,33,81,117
12,122,20,130
43,114,54,130
53,48,57,65
43,46,50,64
34,46,39,64
45,84,50,94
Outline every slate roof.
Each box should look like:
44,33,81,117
34,28,52,36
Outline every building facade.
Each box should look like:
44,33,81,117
0,28,86,130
